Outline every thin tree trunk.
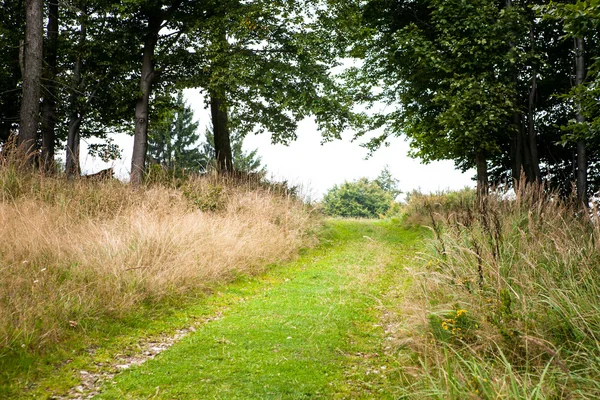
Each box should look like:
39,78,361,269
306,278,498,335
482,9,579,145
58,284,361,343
476,149,489,197
66,16,86,178
511,112,523,181
66,114,81,177
40,0,59,171
527,23,541,183
575,37,587,205
527,72,540,182
506,0,528,185
130,17,160,186
18,0,43,158
210,90,234,173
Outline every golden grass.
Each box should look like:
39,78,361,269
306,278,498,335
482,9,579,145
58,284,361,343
0,165,316,354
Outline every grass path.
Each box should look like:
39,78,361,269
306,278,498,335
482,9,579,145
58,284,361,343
92,220,424,399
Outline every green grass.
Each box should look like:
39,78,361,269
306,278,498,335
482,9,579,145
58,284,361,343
390,188,600,398
87,220,424,399
3,219,425,399
1,256,300,398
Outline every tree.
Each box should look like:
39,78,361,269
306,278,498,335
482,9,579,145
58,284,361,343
147,91,266,175
375,165,401,199
543,1,600,204
126,0,208,185
64,8,86,177
60,2,138,178
129,2,169,185
0,0,24,143
200,127,266,174
347,0,600,198
350,0,519,196
18,0,43,157
322,177,394,218
40,0,59,170
229,132,265,175
147,92,203,172
186,0,355,174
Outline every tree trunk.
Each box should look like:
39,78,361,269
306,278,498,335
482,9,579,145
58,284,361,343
130,17,161,186
510,113,522,181
511,112,540,183
527,24,541,183
66,114,81,177
66,16,86,178
210,90,234,173
506,0,541,185
575,37,587,205
40,0,59,171
18,0,43,158
476,149,489,198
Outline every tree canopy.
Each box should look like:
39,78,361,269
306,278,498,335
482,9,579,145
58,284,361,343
4,0,600,201
347,0,600,200
4,0,352,181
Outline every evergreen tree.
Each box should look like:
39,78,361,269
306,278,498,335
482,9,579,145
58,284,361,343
375,165,401,199
200,128,266,175
148,92,203,173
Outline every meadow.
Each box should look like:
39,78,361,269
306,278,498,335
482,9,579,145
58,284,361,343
391,185,600,398
0,161,315,364
3,155,600,399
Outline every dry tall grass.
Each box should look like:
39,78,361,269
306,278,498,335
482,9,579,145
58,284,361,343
0,161,316,355
392,184,600,398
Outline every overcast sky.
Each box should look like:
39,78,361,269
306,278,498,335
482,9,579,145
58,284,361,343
80,89,474,200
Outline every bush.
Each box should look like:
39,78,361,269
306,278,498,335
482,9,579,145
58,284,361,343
322,177,394,218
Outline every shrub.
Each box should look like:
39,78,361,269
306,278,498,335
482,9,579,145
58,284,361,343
399,187,477,226
322,178,394,218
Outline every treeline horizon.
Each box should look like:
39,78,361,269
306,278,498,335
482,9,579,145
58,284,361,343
2,0,599,201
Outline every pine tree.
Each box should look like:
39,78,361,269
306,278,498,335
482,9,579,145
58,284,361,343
148,92,203,173
200,128,265,175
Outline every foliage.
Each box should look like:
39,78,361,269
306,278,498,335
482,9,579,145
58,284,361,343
148,92,203,173
186,0,355,145
0,162,314,382
374,165,401,199
200,127,266,174
350,0,517,166
398,188,477,226
322,177,394,218
542,1,600,144
78,220,423,399
0,0,23,142
349,0,600,196
2,0,355,180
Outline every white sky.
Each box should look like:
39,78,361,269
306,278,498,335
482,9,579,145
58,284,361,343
80,89,474,201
